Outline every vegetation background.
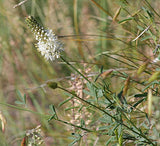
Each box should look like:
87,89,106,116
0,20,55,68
0,0,160,145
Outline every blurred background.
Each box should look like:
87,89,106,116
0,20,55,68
0,0,160,145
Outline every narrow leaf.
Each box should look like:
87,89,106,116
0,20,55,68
16,90,24,101
134,93,147,98
118,17,134,24
15,101,24,105
132,98,146,108
58,96,73,107
148,71,160,83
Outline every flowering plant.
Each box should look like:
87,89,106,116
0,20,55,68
25,16,64,61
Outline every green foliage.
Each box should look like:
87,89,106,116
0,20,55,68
15,90,26,105
0,0,160,145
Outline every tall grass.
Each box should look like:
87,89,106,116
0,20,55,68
0,0,159,145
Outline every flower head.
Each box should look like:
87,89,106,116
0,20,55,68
25,125,43,145
25,16,64,61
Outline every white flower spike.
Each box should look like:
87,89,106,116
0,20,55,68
25,16,64,61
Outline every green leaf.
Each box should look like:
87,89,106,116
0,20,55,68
15,90,26,105
80,119,85,127
118,17,134,24
65,106,79,111
137,25,144,31
68,139,78,146
99,116,112,123
105,137,115,146
86,82,97,97
142,80,159,91
23,94,26,103
68,134,81,146
49,104,56,114
140,35,152,41
134,93,147,98
97,89,103,98
64,91,75,97
132,98,146,108
58,96,73,107
98,126,108,131
16,90,24,101
15,101,24,105
49,104,58,120
48,115,55,122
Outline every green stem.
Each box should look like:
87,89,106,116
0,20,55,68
144,0,160,18
58,86,155,145
121,112,155,145
58,86,115,119
60,56,91,83
102,54,138,69
0,102,48,118
60,56,155,145
52,118,93,132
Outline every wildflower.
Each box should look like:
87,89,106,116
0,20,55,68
25,16,64,61
25,125,43,145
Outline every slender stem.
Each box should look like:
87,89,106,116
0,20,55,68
52,118,93,132
58,86,155,145
60,56,155,145
102,54,138,69
58,86,116,119
122,112,141,133
90,0,113,17
58,34,113,38
60,56,91,83
144,0,160,18
121,112,155,145
0,102,47,117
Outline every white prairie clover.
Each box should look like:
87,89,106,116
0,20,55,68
26,125,43,145
25,16,64,61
